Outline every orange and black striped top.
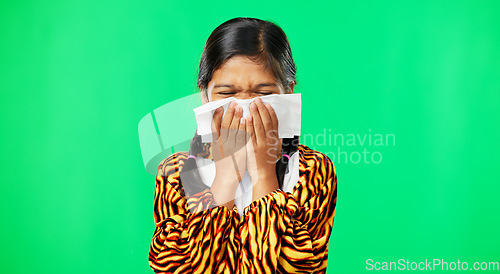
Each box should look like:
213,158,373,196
149,143,337,273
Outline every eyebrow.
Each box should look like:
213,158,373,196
213,83,278,89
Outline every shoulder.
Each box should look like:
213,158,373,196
297,144,337,191
156,152,189,190
290,144,337,205
298,144,335,175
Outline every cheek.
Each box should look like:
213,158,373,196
209,91,223,101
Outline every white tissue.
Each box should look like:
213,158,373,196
193,94,301,143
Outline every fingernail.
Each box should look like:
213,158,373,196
230,101,236,108
250,102,255,109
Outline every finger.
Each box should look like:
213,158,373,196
254,97,273,134
211,106,223,141
245,117,257,170
265,103,279,133
249,101,264,144
229,105,242,129
228,105,242,140
220,100,237,140
266,103,280,152
236,117,247,151
245,115,257,148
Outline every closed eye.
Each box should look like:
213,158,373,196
217,91,276,96
218,92,237,95
255,91,273,95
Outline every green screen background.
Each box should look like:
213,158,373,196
1,0,499,273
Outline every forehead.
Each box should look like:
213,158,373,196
210,56,277,86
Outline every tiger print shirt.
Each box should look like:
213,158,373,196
149,143,338,273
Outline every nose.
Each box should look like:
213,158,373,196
234,91,258,100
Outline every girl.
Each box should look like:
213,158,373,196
149,17,337,274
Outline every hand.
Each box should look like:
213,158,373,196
209,101,247,208
245,97,282,191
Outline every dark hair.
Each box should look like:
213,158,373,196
197,17,297,93
180,17,299,198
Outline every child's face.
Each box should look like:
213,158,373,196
202,55,293,104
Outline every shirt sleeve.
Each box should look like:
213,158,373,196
239,151,337,274
148,153,241,273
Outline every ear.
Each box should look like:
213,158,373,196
288,82,295,94
201,89,208,104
